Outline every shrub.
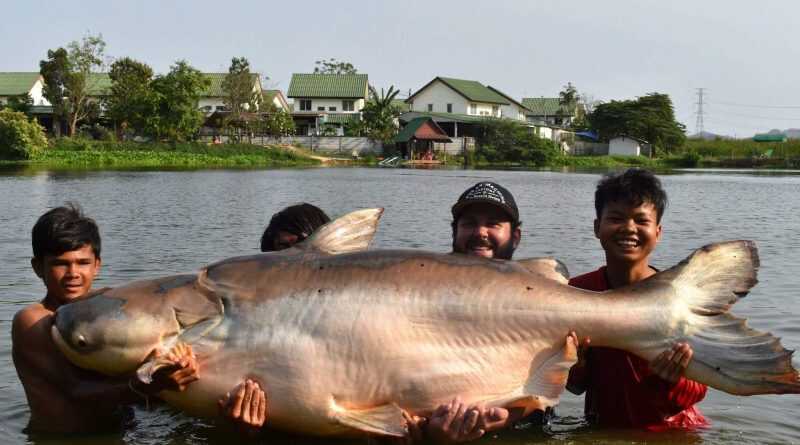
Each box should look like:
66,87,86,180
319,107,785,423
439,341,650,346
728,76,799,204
0,109,48,159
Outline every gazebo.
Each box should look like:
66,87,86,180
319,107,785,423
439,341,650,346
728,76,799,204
393,117,452,162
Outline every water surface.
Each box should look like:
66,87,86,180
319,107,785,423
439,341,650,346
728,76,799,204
1,167,798,444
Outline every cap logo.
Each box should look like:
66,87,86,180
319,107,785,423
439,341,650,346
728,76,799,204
464,182,505,204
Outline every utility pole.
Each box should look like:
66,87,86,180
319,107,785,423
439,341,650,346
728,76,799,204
695,88,706,135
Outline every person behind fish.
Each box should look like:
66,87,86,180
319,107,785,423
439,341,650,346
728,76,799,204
11,204,199,434
260,203,331,252
409,182,578,443
566,169,708,429
216,202,332,434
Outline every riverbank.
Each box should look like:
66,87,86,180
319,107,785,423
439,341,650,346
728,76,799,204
1,139,322,169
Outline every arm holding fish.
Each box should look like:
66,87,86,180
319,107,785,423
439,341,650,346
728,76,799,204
566,333,591,395
423,332,579,443
645,342,708,412
12,307,198,411
217,379,268,436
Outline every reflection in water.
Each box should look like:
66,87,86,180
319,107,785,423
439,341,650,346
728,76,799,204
2,168,799,445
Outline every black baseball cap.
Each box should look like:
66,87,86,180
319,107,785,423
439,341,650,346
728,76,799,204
451,181,519,224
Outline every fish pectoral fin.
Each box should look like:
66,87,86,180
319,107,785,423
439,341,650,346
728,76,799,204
329,400,407,437
503,395,547,418
303,208,384,255
523,336,578,401
515,257,569,283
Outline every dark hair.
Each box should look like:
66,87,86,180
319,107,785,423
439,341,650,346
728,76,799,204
260,203,330,252
595,169,668,223
32,203,101,259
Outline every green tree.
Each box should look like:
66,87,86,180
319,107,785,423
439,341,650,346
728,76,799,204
222,57,259,114
0,109,48,160
262,106,295,136
149,61,210,141
589,92,686,155
313,58,357,74
2,94,33,114
558,82,578,109
106,57,156,137
361,86,400,143
475,118,559,166
39,34,106,137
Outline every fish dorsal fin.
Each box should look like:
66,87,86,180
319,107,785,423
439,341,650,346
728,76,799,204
516,257,570,283
329,399,406,437
303,208,384,255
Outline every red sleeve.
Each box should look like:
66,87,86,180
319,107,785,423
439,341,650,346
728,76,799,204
667,377,707,411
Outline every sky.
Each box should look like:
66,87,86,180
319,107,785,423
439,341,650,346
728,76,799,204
2,0,799,137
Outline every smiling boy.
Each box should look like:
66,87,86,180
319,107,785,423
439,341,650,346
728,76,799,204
12,204,198,433
566,169,708,429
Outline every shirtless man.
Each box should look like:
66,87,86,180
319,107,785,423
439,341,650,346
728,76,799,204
12,205,199,433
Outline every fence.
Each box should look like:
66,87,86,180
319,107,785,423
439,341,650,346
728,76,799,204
572,141,609,156
200,135,385,156
433,137,476,155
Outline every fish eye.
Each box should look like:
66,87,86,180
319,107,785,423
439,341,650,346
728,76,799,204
76,334,88,349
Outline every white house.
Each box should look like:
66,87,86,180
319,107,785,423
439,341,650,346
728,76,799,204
486,86,531,121
198,73,264,113
609,136,646,156
287,73,369,135
0,72,51,106
406,77,512,118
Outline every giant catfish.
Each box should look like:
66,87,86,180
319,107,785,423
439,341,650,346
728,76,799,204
51,208,800,437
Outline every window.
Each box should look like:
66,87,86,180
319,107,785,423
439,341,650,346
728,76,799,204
215,105,228,111
427,104,433,112
201,106,212,112
299,99,311,111
342,100,354,111
447,103,453,113
328,106,337,111
492,105,499,116
318,106,326,111
469,104,477,114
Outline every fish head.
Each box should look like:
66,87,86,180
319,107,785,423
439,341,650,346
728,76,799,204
51,274,202,376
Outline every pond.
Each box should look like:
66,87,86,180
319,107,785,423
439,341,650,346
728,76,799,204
1,167,799,444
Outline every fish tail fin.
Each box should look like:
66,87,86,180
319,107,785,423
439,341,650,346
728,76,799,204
661,240,800,395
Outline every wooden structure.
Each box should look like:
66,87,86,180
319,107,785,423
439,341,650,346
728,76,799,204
394,117,452,162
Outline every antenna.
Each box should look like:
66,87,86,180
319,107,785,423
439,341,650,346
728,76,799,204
695,88,706,134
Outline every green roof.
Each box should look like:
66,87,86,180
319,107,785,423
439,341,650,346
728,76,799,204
287,73,368,98
86,73,112,96
399,111,488,123
200,72,260,97
424,77,509,105
0,72,41,96
521,97,574,116
753,133,787,142
394,116,450,143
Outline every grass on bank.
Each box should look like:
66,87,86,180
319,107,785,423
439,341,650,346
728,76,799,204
9,138,322,169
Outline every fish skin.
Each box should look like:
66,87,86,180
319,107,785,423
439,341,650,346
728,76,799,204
50,211,800,437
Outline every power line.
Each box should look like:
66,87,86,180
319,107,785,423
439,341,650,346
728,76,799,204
709,101,800,110
710,110,800,121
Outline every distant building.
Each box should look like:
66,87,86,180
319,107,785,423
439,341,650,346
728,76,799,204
521,97,582,127
609,136,647,156
0,72,49,106
406,77,515,119
198,73,264,113
287,73,369,135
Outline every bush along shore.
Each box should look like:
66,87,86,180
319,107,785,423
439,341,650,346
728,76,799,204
2,138,322,169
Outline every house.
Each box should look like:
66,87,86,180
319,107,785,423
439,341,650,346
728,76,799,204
609,135,647,156
521,97,581,127
198,73,263,113
0,72,50,106
406,77,511,118
486,86,531,121
287,73,369,135
262,89,290,112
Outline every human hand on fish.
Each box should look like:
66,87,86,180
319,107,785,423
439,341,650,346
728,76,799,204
133,343,199,394
218,379,267,436
649,343,694,384
426,397,509,444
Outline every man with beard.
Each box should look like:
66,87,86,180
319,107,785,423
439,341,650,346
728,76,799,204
410,181,566,444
